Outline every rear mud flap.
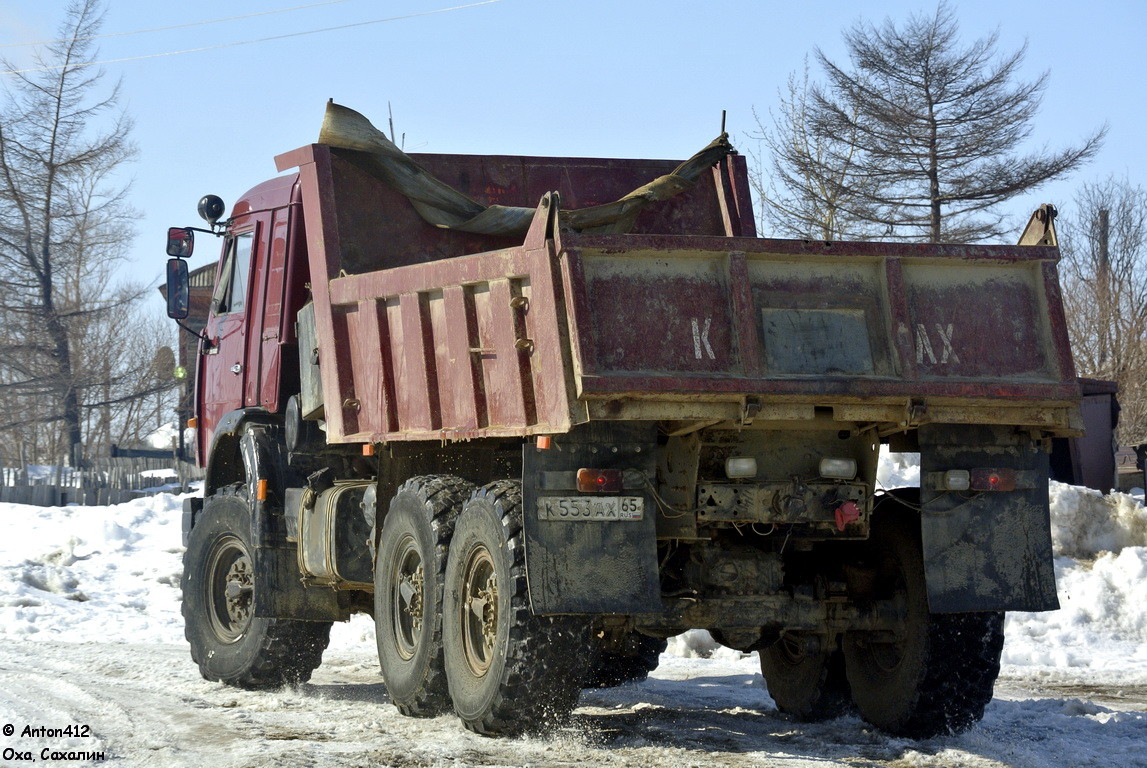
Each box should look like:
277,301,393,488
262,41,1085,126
919,424,1059,613
522,424,662,615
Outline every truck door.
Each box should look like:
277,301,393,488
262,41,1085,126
199,226,257,450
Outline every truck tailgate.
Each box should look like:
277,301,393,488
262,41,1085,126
562,233,1079,426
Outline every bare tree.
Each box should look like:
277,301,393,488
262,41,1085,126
1060,177,1147,443
789,2,1105,243
79,309,179,452
749,63,878,241
0,0,176,466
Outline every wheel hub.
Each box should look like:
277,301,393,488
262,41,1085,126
393,537,426,660
207,536,254,643
778,632,823,663
461,546,498,677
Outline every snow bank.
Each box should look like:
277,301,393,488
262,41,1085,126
1003,551,1147,670
0,494,186,644
1002,481,1147,674
1049,481,1147,558
663,628,748,660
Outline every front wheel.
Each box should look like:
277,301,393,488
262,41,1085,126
442,481,588,736
842,510,1004,737
182,489,331,688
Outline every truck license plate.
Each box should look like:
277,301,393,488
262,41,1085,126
537,496,644,521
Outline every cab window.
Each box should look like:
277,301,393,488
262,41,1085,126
212,231,254,315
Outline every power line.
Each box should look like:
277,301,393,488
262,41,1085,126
1,0,506,75
0,0,361,49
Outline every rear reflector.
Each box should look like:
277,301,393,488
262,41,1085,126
971,468,1017,492
926,467,1032,492
576,468,623,493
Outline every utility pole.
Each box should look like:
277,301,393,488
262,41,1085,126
1098,208,1111,371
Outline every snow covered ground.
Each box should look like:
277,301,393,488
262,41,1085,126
0,454,1144,767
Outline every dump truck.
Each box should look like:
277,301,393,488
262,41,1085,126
164,103,1080,739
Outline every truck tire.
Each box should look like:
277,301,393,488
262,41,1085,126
760,634,852,721
842,510,1004,737
182,488,331,688
583,632,667,688
442,481,589,735
375,475,474,717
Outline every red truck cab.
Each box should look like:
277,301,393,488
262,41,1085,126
193,175,307,462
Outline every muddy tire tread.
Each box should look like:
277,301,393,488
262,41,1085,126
182,485,331,690
844,508,1004,737
377,475,474,716
446,480,589,736
760,640,853,722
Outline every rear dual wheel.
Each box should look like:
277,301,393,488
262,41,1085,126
760,633,852,721
443,481,589,735
374,476,474,717
760,510,1004,736
841,511,1004,737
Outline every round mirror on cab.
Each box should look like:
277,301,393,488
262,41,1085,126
198,195,226,227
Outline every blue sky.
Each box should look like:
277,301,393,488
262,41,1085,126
0,0,1142,310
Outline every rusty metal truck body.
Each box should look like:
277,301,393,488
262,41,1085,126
172,127,1078,739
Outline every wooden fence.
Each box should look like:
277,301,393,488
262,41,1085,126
0,456,204,507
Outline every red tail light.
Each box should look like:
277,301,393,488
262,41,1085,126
970,468,1017,492
576,468,623,493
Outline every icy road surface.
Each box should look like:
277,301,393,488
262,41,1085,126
1,458,1145,767
0,633,1144,768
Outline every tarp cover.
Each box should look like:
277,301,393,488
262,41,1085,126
318,101,734,237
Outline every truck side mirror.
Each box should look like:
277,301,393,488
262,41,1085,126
166,258,190,320
167,227,194,258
